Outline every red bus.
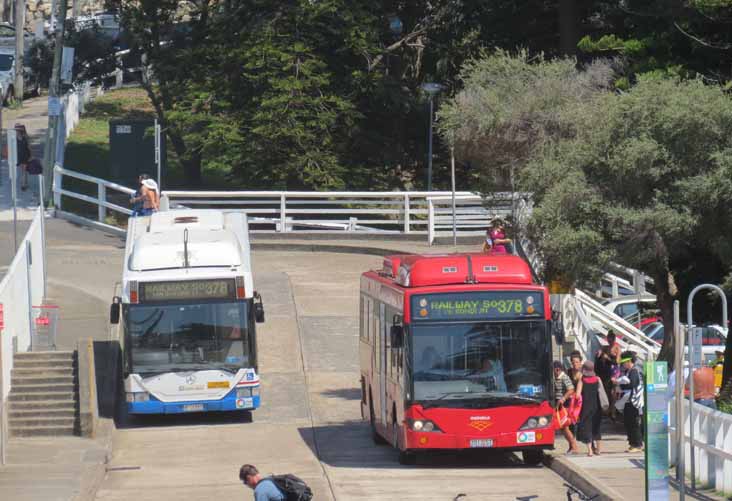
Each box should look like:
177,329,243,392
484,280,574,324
359,253,555,465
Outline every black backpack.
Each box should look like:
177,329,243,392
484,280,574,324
268,474,313,501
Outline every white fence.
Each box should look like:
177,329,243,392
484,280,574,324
670,399,732,495
52,169,530,243
0,207,46,464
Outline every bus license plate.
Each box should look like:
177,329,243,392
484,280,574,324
470,439,493,448
183,404,205,412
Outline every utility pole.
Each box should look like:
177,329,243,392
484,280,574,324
13,0,24,104
41,0,68,202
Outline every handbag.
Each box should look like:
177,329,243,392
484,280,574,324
553,405,570,430
568,394,583,424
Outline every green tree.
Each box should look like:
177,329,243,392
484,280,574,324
439,52,732,367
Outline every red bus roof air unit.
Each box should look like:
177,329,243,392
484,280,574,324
394,254,533,288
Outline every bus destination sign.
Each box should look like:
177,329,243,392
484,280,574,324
411,291,544,321
140,279,236,302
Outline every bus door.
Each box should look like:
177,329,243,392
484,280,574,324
379,303,388,425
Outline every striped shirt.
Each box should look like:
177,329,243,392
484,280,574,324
554,372,574,402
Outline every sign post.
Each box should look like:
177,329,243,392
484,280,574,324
645,360,669,501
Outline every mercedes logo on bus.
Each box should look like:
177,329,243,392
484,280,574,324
185,375,196,385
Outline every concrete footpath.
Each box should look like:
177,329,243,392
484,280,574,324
550,418,727,501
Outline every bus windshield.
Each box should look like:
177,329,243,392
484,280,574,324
125,301,250,375
410,321,550,407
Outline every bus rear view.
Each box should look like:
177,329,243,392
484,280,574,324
111,209,265,414
360,253,554,464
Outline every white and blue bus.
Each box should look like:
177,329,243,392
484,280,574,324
110,209,264,414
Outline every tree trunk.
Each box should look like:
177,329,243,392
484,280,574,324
558,0,579,56
655,270,676,370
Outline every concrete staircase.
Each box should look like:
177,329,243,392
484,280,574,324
8,351,79,437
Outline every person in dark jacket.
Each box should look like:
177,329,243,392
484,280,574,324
16,124,32,191
576,361,609,456
618,351,644,452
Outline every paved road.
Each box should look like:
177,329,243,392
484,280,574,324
93,250,570,501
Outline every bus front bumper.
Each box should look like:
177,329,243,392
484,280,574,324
404,428,554,450
128,394,261,414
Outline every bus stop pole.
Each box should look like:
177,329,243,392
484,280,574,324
674,300,684,500
686,284,729,492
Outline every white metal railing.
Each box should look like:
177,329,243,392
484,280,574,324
163,189,488,239
670,399,732,495
53,165,135,223
561,288,661,360
0,207,46,465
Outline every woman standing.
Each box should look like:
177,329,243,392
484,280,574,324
575,361,609,457
553,361,579,454
488,218,512,254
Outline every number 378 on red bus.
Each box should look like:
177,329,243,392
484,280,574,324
359,253,555,465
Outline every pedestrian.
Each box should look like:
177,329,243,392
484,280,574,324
129,174,149,216
567,351,583,386
618,351,644,452
15,124,32,191
595,343,619,421
553,361,579,454
240,464,284,501
482,229,493,253
686,365,717,410
575,360,609,457
487,217,512,254
239,464,312,501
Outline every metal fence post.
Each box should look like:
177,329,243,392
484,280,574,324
427,199,435,245
98,183,106,222
674,300,685,500
403,194,410,234
25,240,34,352
279,194,286,232
53,165,62,209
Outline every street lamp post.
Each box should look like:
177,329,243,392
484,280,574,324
421,82,443,191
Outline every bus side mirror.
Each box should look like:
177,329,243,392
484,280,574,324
110,297,121,324
390,325,404,348
254,292,265,323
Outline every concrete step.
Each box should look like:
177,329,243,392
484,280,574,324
9,424,76,437
14,351,74,361
12,367,74,377
9,408,76,419
8,391,78,402
9,416,76,428
13,359,75,369
9,382,76,394
11,374,76,386
9,399,76,411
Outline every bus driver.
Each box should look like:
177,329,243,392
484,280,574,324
473,349,508,392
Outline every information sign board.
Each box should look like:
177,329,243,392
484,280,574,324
691,327,703,369
139,279,236,302
0,303,4,330
645,361,669,501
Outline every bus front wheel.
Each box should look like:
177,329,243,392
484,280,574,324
522,449,543,466
398,449,417,465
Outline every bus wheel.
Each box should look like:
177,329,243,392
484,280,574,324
398,449,417,465
522,449,543,466
370,398,387,445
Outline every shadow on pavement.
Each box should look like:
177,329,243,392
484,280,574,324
319,387,361,400
300,421,543,470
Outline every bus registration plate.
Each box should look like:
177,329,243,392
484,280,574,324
183,404,205,412
470,439,493,448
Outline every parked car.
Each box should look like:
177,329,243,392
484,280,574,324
601,294,657,323
0,48,40,104
641,322,727,365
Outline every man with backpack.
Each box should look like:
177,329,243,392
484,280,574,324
239,464,312,501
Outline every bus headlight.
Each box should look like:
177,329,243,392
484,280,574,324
237,388,252,398
126,392,149,403
408,419,441,432
519,415,552,430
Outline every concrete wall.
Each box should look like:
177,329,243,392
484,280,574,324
0,207,45,463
